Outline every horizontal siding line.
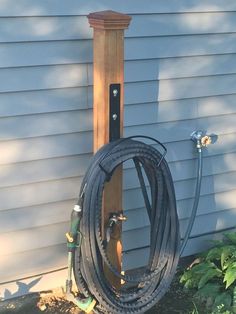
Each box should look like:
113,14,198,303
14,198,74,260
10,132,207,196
126,73,236,86
125,175,236,199
126,50,236,62
0,242,66,261
3,11,236,19
125,32,236,41
2,93,236,120
138,73,236,84
129,11,236,15
123,207,236,234
0,85,89,96
156,91,236,103
1,28,236,44
125,113,236,129
0,37,92,45
3,197,236,235
0,174,82,191
0,107,235,135
3,60,236,76
123,245,149,254
1,77,236,99
0,107,91,121
0,30,236,46
0,133,233,167
0,57,215,71
0,150,236,190
126,97,236,110
126,51,236,62
0,129,234,153
0,129,92,143
127,32,236,40
2,51,236,70
124,228,236,254
0,166,235,196
0,84,89,96
0,1,235,17
0,266,67,286
1,52,236,70
0,132,233,169
125,204,236,225
1,32,236,46
0,198,76,215
0,139,234,169
0,197,77,213
2,102,235,124
181,206,236,222
188,226,236,240
4,11,214,17
127,52,236,62
126,187,236,209
0,172,81,190
126,150,236,171
0,242,67,259
158,72,236,82
0,152,91,168
2,30,236,44
0,106,90,119
0,220,70,237
124,169,236,192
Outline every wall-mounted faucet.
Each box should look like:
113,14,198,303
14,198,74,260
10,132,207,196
190,130,212,149
180,130,213,255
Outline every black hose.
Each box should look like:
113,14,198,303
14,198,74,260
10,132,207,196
180,147,203,256
73,137,180,313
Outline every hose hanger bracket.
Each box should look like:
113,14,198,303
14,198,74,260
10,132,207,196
98,135,167,181
109,83,121,142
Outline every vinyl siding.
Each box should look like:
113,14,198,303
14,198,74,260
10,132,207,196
1,0,236,298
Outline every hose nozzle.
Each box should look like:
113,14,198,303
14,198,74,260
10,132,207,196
67,294,96,313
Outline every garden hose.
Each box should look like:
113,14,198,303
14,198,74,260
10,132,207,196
67,136,181,313
180,131,212,256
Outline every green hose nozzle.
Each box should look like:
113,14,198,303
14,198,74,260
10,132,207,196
73,296,96,313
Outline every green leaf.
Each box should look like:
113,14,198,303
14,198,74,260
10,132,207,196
213,292,232,310
198,268,222,289
206,247,224,262
224,265,236,288
224,232,236,245
180,271,192,283
191,261,215,274
184,279,196,289
221,245,236,270
196,283,221,302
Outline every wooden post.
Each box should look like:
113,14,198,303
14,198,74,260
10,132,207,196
87,11,131,288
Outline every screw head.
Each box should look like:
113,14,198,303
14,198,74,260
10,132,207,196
113,89,118,97
112,114,118,120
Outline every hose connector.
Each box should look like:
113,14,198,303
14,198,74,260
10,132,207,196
201,135,212,147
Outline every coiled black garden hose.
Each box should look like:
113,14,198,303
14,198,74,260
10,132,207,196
71,137,181,314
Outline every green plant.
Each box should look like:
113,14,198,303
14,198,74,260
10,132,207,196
190,302,199,314
180,232,236,314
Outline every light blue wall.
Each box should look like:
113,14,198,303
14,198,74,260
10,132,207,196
1,0,236,297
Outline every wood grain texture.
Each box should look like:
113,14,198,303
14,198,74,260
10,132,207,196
88,11,131,288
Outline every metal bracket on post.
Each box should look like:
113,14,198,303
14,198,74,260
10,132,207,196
109,84,121,142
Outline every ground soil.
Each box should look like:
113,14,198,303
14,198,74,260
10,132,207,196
0,258,205,314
